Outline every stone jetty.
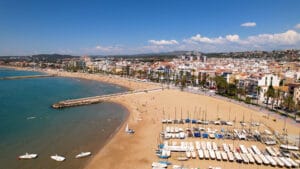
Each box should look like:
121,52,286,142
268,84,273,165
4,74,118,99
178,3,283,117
52,88,162,109
0,74,57,80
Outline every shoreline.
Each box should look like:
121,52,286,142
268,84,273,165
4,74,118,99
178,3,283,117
0,65,158,91
82,100,131,169
82,100,132,169
2,65,300,169
0,65,151,168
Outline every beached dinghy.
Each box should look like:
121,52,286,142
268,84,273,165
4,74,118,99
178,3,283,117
75,152,91,158
18,153,38,160
125,123,135,134
152,162,168,168
51,154,65,161
221,151,228,161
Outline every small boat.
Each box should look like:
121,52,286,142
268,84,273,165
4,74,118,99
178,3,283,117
177,156,188,161
201,141,206,150
246,153,255,164
279,157,292,168
221,151,228,161
18,153,38,160
241,153,249,163
227,152,234,162
185,151,191,158
75,152,91,158
204,150,210,159
212,142,218,151
266,146,276,156
26,116,36,120
259,154,269,165
198,149,204,159
234,152,242,163
152,162,168,168
125,123,135,134
215,151,221,161
51,154,65,162
265,155,277,166
209,133,215,139
252,154,262,165
280,144,299,151
191,151,196,159
209,149,216,160
273,156,285,167
223,143,229,152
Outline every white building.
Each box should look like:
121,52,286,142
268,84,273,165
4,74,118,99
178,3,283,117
258,74,281,102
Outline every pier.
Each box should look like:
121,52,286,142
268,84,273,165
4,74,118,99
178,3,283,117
0,74,57,80
52,88,162,109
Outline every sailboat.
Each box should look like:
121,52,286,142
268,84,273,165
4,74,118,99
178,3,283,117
50,154,65,161
18,153,38,160
125,123,135,134
75,152,91,158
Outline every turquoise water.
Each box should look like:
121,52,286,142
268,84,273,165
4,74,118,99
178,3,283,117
0,68,128,169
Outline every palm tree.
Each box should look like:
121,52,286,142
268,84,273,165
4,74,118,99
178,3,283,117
274,88,281,108
265,85,275,108
214,76,228,94
191,69,196,86
256,86,261,105
283,95,295,112
180,75,187,91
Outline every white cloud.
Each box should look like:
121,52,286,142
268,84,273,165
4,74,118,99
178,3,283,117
186,34,240,44
189,34,224,44
225,34,240,42
148,39,178,45
82,30,300,55
295,23,300,29
182,30,300,52
247,30,300,45
94,45,122,52
241,22,256,27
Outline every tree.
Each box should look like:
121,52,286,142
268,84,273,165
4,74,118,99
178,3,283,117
180,75,187,91
245,97,251,104
227,83,237,97
274,88,281,108
214,76,228,95
265,85,275,108
191,69,196,86
283,95,295,111
200,74,208,87
256,86,261,105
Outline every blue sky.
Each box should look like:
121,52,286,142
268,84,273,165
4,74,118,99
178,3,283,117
0,0,300,55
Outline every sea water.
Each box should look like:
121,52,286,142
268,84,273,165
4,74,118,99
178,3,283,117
0,68,128,169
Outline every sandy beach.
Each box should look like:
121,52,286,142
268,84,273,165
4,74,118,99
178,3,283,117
84,89,300,169
2,66,299,169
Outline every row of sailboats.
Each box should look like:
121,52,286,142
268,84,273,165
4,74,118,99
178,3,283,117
18,152,91,161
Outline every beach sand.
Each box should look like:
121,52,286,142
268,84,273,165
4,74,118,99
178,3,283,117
85,89,300,169
43,69,158,91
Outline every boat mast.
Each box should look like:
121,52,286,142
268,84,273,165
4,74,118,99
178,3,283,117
175,107,177,121
217,104,219,120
